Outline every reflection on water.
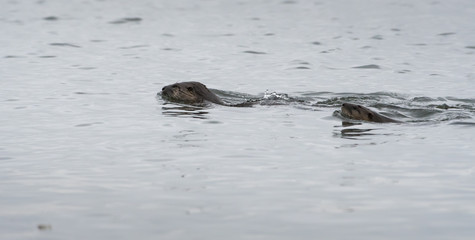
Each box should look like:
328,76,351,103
332,110,404,147
338,128,378,140
161,104,209,119
333,125,395,148
449,121,475,126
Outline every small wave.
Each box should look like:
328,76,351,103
438,32,456,36
294,66,311,69
242,50,267,54
352,64,381,69
289,60,311,70
320,48,341,53
371,35,383,40
75,122,103,127
161,48,180,51
311,92,407,108
50,43,81,48
119,45,149,49
43,16,58,21
109,17,142,24
446,97,475,104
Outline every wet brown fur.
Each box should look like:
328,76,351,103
341,103,400,123
161,82,224,105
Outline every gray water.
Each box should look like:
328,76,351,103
1,0,475,239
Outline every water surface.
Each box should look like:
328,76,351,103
1,0,475,239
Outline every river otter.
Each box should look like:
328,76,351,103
161,82,225,105
341,103,400,123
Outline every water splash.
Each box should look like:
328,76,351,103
263,90,290,100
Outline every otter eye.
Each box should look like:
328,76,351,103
172,84,178,88
357,105,362,108
187,87,193,92
368,113,374,120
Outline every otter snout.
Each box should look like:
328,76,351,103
161,86,170,97
161,84,177,97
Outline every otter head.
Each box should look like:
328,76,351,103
341,103,375,121
161,82,204,104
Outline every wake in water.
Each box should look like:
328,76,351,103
310,92,475,124
158,87,475,125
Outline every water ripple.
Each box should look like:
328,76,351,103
109,17,142,24
50,43,81,48
242,50,267,54
352,64,381,69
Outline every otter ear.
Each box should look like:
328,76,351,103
187,87,194,92
368,113,374,120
